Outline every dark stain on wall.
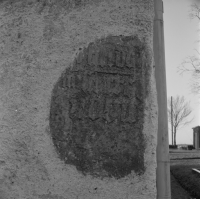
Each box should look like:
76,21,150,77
50,35,151,179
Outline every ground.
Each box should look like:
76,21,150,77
170,149,200,199
171,173,191,199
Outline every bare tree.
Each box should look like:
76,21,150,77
168,96,193,145
180,55,200,95
178,3,200,95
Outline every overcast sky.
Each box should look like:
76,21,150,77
163,0,199,144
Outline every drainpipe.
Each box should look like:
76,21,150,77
153,0,171,199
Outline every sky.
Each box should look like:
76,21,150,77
163,0,200,144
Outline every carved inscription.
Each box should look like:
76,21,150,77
50,35,151,178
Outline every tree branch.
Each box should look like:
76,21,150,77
167,96,193,134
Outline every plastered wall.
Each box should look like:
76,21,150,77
0,0,157,198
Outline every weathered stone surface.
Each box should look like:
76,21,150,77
0,0,157,198
50,35,151,178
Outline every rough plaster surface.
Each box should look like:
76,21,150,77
0,0,157,198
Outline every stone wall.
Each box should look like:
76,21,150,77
0,0,157,198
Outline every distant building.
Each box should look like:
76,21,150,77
193,126,200,149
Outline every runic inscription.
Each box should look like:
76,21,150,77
50,36,151,179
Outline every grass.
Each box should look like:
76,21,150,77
171,164,200,199
171,173,191,199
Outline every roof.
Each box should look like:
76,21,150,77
192,126,200,130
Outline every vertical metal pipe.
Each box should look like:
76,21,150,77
153,0,171,198
171,96,173,145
